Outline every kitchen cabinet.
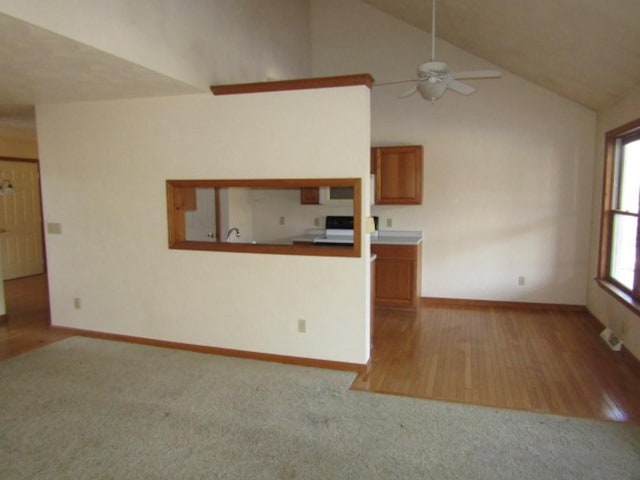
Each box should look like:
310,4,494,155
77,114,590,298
370,254,376,349
300,187,319,205
371,243,422,310
371,145,423,204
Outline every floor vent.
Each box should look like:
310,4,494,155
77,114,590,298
600,327,623,351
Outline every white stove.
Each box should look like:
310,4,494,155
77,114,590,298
313,216,378,245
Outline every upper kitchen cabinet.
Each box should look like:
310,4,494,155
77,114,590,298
300,187,320,205
371,146,423,205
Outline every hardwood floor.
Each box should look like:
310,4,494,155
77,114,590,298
353,305,640,423
3,274,640,423
0,274,74,361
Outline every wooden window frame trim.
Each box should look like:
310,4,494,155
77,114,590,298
166,178,363,258
597,117,640,316
595,279,640,316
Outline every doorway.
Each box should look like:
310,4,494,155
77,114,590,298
0,159,45,280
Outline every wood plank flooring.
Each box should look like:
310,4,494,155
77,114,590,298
3,274,640,423
0,274,74,361
352,305,640,423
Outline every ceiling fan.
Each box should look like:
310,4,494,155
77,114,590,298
377,0,501,103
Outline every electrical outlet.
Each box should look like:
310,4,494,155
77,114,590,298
386,218,393,228
314,217,320,227
279,216,285,225
73,297,81,309
518,276,525,286
297,319,306,333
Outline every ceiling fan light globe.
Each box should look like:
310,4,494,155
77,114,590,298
417,81,447,101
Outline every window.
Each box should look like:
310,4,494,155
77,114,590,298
598,118,640,312
166,178,363,258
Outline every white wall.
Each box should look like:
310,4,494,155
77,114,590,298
0,0,311,88
185,188,217,242
251,189,353,243
227,188,254,243
311,0,596,305
37,87,372,364
587,85,640,359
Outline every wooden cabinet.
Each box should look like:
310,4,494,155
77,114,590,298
370,255,376,345
371,145,423,204
300,187,319,205
371,243,422,310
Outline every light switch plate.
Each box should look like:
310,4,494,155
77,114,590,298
47,222,62,234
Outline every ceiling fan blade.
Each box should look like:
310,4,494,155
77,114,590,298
398,86,418,98
375,79,418,87
451,70,501,80
445,79,476,95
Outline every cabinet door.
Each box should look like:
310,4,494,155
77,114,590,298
372,244,420,309
372,146,423,204
300,187,319,205
375,257,416,306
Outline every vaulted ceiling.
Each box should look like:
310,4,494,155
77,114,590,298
1,0,640,142
0,12,200,141
361,0,640,111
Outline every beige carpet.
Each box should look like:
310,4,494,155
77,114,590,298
0,336,638,479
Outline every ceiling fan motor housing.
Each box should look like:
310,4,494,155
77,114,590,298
418,61,450,79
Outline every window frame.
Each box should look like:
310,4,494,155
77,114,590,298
166,178,363,258
597,117,640,315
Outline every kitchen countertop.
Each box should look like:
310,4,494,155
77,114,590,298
372,230,422,245
291,230,422,246
290,234,323,243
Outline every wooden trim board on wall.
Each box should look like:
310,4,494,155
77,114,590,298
583,308,640,372
211,74,375,96
51,327,367,373
421,297,586,311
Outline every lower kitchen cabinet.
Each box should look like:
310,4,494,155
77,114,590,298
371,243,422,310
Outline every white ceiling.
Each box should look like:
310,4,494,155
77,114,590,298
0,13,201,141
361,0,640,111
1,1,640,142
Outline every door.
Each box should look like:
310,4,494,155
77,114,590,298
0,160,45,279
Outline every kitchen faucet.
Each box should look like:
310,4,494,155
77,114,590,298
226,227,240,242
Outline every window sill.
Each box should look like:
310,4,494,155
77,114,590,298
596,279,640,317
